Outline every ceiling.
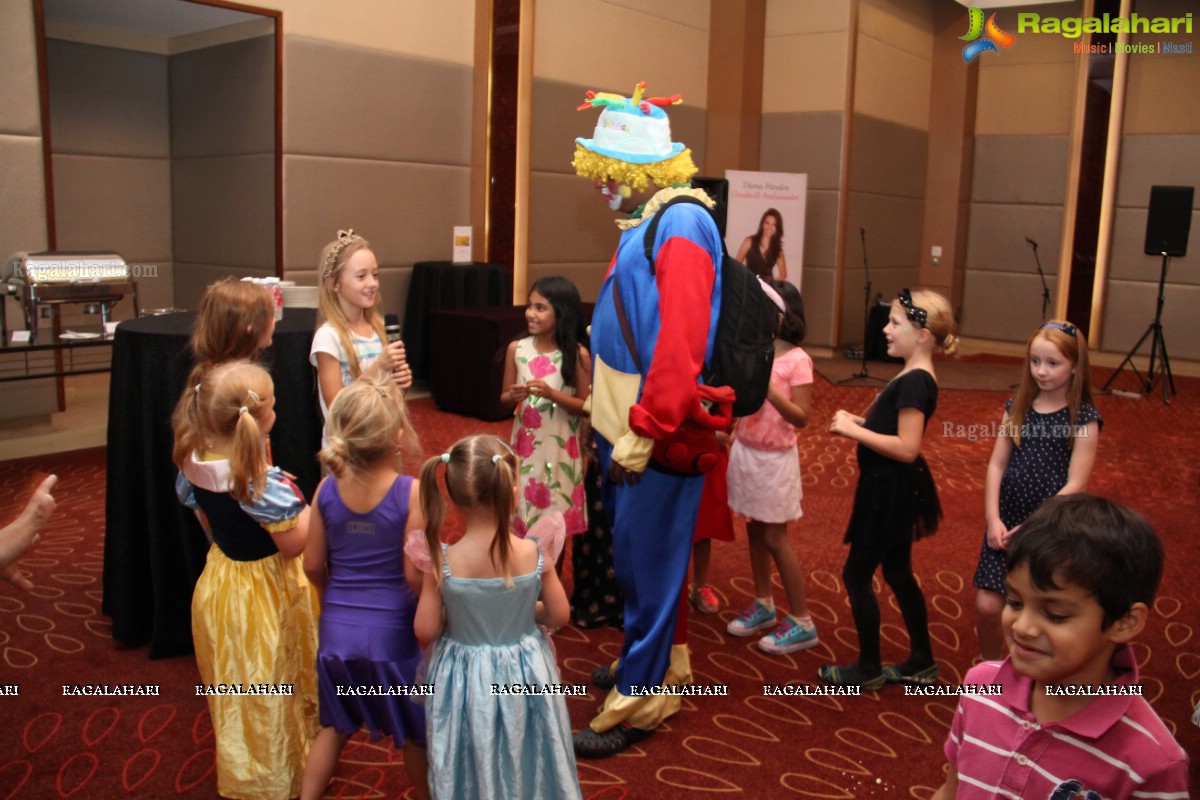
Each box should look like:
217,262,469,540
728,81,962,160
43,0,263,38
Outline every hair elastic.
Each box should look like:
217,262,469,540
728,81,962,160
238,406,249,416
491,454,502,465
440,453,451,463
194,383,202,393
897,289,928,328
1041,322,1077,337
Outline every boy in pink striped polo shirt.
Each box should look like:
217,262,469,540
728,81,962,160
932,494,1188,800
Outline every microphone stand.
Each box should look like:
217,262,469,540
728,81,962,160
839,227,887,385
1028,238,1049,321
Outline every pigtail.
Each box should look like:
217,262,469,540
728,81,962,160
171,363,208,468
419,455,448,586
488,450,517,587
228,399,268,504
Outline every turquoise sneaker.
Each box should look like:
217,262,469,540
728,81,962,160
726,600,777,637
758,615,819,654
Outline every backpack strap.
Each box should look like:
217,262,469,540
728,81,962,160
610,280,644,376
641,194,721,275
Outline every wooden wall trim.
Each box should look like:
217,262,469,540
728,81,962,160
1089,0,1133,345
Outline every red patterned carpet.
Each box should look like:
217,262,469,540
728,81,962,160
1,363,1198,798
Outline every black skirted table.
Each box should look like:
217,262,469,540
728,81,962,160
102,308,322,658
403,261,510,380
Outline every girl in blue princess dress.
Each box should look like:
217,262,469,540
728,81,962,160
411,435,581,800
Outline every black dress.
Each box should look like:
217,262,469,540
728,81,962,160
843,369,942,546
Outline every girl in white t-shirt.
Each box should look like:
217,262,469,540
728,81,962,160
309,229,412,444
724,280,818,655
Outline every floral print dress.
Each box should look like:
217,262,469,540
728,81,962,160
510,337,587,536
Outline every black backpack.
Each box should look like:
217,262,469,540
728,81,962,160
643,195,778,417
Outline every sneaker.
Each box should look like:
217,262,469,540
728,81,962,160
758,615,819,654
689,585,721,614
726,600,777,637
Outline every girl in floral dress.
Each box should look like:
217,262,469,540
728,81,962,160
501,276,591,537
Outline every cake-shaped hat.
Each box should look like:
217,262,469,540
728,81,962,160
573,82,697,190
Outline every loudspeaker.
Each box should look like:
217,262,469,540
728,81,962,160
1143,185,1193,257
692,176,729,238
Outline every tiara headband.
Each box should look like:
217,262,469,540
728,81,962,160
897,289,928,328
1041,322,1077,337
321,229,363,280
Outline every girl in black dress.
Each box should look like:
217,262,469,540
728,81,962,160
821,288,957,690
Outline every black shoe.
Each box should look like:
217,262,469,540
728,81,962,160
573,724,654,758
590,664,616,690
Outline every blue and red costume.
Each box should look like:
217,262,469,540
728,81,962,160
586,188,722,732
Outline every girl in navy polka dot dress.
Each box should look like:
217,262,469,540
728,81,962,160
974,321,1102,661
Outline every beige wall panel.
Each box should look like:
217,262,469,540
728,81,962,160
961,269,1058,342
1108,207,1197,285
533,0,709,103
1124,57,1200,135
45,41,170,158
172,154,274,269
51,154,173,260
766,0,851,36
171,37,274,158
1100,281,1200,361
975,62,1075,136
527,262,609,304
247,0,474,64
282,156,470,276
0,4,64,419
801,189,843,271
0,134,50,255
971,135,1069,205
965,201,1065,274
532,81,592,176
602,0,711,29
800,266,837,347
277,266,414,329
1116,135,1200,207
760,111,844,191
0,0,47,136
284,37,472,164
529,172,624,266
763,33,849,113
855,36,931,130
846,192,924,269
849,115,928,198
133,261,175,312
172,263,257,310
860,0,934,61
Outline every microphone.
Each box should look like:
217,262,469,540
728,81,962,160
1025,236,1038,248
384,313,402,344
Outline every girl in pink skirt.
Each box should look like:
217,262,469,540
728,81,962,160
724,280,819,655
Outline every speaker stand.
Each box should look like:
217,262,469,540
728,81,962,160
1101,252,1176,404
